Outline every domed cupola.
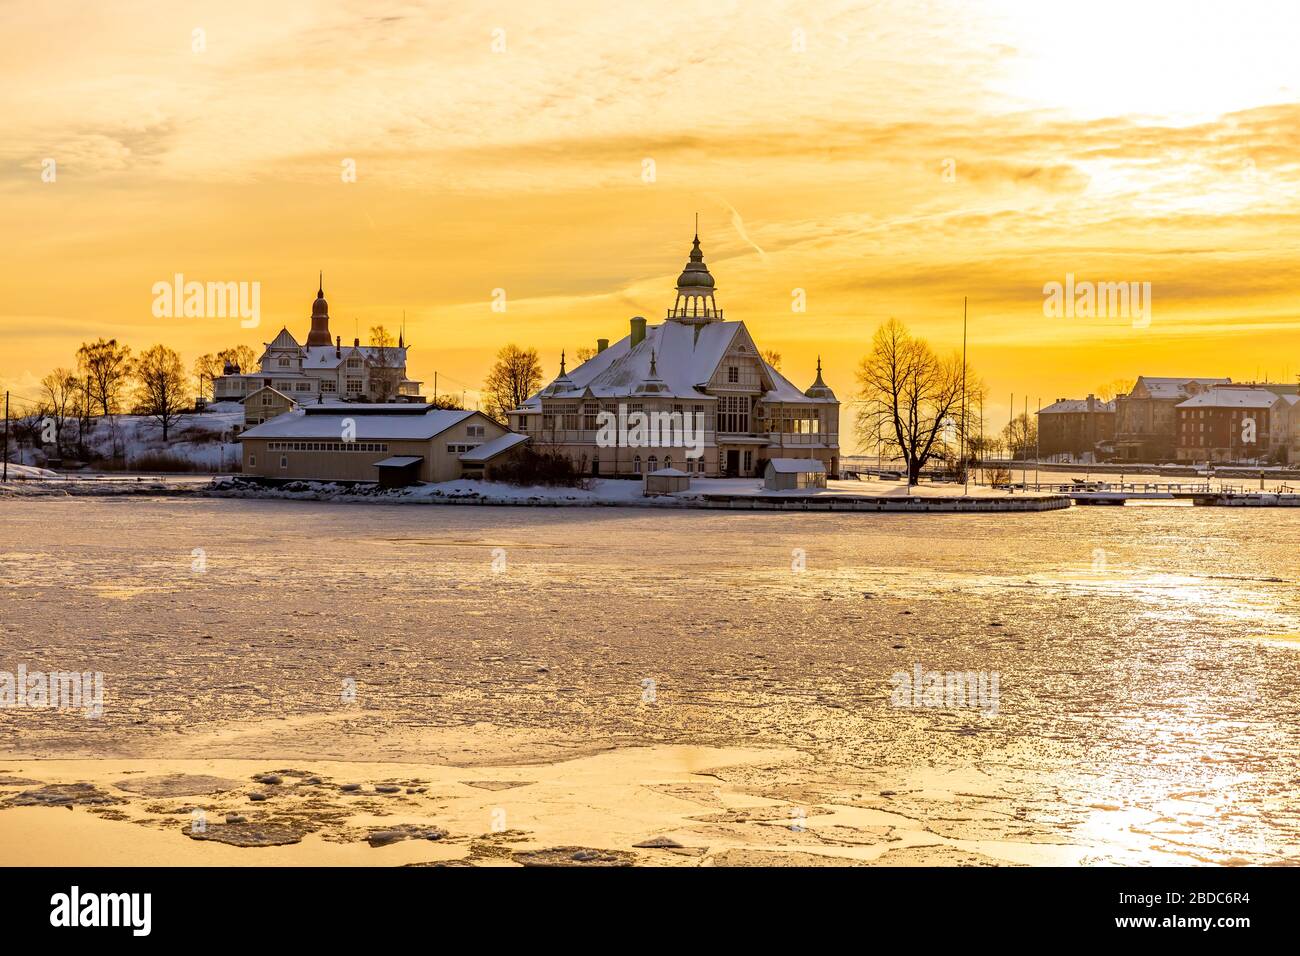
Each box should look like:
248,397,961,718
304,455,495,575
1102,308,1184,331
804,357,836,400
668,218,721,324
305,272,333,346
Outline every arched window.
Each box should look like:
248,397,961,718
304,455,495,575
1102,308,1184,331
633,456,641,475
648,456,657,472
664,456,672,470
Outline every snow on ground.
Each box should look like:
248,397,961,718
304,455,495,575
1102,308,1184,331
201,474,1050,506
0,463,60,479
11,408,242,472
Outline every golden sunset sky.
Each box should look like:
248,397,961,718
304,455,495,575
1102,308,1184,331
4,0,1300,450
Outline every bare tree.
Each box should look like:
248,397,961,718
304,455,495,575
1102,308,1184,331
855,318,973,485
1002,412,1038,460
217,345,258,375
762,348,782,371
133,345,190,441
574,346,596,364
76,338,133,416
193,353,224,400
483,344,543,421
40,368,79,454
1096,378,1135,402
367,325,401,402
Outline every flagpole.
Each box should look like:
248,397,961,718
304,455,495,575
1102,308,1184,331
961,296,968,496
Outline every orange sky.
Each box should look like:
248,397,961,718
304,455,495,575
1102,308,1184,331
4,0,1300,452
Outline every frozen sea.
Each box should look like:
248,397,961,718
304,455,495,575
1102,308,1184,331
1,496,1298,865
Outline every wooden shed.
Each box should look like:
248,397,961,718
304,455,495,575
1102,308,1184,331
643,467,690,496
764,458,827,491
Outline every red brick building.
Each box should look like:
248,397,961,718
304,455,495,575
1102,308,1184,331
1036,395,1115,461
1175,387,1285,463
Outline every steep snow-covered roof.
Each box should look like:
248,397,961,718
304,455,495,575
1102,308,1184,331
239,407,475,441
301,345,407,369
520,320,834,407
267,328,300,349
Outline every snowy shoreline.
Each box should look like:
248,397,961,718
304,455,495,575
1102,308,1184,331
0,473,1071,511
204,476,1072,512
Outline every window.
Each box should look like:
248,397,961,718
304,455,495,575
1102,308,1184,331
346,379,363,393
727,366,739,383
717,395,749,433
447,443,480,454
467,424,485,438
280,455,288,469
249,454,256,467
560,404,579,430
278,358,289,367
295,382,310,391
664,456,672,470
347,358,362,368
261,393,274,405
743,451,753,472
633,456,641,475
648,455,657,471
582,403,599,431
321,381,336,393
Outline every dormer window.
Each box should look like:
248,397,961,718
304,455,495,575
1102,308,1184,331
278,358,289,367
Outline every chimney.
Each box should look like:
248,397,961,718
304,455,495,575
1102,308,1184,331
630,316,646,347
597,338,609,354
354,337,360,347
335,335,341,358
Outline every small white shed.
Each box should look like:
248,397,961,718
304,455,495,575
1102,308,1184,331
644,467,690,496
764,458,827,491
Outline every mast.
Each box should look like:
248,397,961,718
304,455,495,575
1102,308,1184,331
961,296,968,496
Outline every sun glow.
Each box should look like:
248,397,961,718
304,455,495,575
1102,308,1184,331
991,0,1300,122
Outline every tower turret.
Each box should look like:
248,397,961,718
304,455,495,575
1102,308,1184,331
305,272,333,346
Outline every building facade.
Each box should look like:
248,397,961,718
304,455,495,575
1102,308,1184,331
214,280,423,406
507,233,840,478
1174,386,1289,463
1036,394,1115,461
239,404,518,484
1113,376,1230,461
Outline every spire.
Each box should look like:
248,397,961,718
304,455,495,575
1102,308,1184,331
670,223,719,323
399,311,405,349
634,346,668,395
305,273,333,346
559,350,567,376
805,356,836,400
